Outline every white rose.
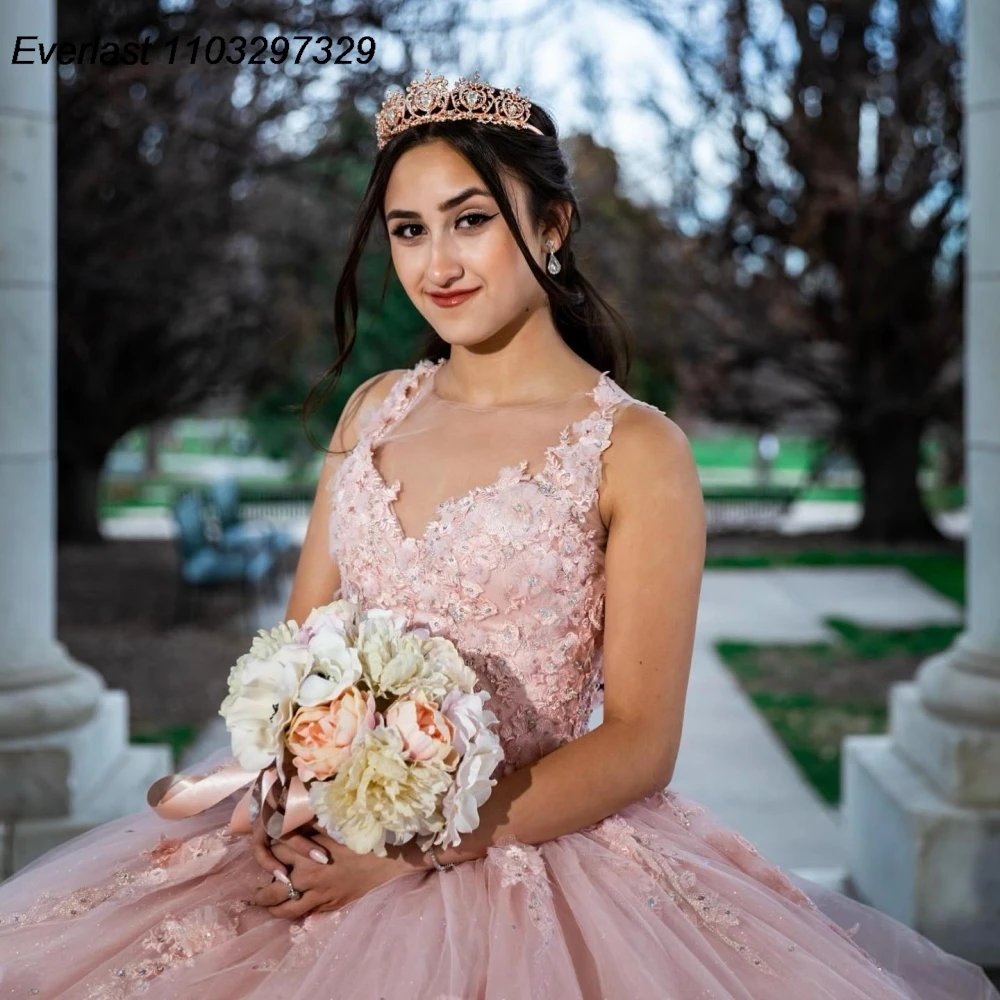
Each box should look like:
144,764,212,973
297,600,360,645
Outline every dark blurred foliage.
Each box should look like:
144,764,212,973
60,0,966,545
56,0,466,540
622,0,964,540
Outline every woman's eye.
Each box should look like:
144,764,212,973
457,212,494,229
390,223,422,240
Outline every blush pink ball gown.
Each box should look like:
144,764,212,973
1,357,996,999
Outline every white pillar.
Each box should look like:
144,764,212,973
0,0,170,877
842,0,1000,965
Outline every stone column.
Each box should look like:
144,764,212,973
0,0,170,877
842,0,1000,965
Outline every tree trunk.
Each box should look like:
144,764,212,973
58,456,105,544
851,415,941,542
144,423,165,476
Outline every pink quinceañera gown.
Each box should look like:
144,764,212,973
1,356,997,999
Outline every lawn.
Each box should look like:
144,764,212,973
717,618,962,805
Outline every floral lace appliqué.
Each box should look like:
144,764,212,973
82,901,245,999
591,815,778,976
486,837,556,946
0,829,237,930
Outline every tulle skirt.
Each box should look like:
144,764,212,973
1,748,996,1000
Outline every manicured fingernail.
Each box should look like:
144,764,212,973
309,849,330,864
273,869,291,884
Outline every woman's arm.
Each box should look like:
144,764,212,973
282,369,408,626
252,367,407,878
401,402,706,871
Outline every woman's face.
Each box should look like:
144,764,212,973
383,139,553,348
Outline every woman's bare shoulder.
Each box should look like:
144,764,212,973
330,367,411,453
600,400,702,524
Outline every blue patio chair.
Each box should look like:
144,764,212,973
171,490,278,628
207,476,296,568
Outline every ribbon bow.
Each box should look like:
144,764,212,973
146,760,317,839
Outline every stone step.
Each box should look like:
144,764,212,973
1,739,171,876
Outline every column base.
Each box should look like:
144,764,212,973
0,640,105,737
843,731,1000,966
0,689,172,877
915,633,1000,728
893,681,1000,806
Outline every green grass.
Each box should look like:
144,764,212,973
825,618,963,658
751,692,886,806
717,616,962,805
131,723,200,770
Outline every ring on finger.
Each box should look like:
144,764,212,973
286,881,303,901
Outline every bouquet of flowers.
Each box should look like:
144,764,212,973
217,599,504,858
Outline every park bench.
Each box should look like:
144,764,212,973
702,485,800,533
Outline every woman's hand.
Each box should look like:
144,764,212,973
248,789,332,884
251,832,428,920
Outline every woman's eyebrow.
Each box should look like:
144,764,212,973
386,186,492,223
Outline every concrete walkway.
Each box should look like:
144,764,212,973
669,567,963,885
177,557,964,887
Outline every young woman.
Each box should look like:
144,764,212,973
1,71,996,1000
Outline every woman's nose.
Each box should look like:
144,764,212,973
426,236,463,285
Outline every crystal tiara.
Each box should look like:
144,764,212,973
375,70,545,150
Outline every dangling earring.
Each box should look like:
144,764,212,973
545,239,561,276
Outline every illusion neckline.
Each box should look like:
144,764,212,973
429,359,604,411
364,360,617,546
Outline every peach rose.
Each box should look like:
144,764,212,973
286,686,376,782
384,691,458,768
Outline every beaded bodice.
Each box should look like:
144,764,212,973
327,358,662,774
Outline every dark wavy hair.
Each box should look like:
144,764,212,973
301,94,635,453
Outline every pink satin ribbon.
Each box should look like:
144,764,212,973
146,761,317,838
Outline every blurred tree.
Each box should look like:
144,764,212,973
562,133,688,412
56,0,465,541
627,0,964,540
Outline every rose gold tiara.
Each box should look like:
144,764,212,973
375,70,544,150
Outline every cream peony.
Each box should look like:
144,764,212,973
245,620,301,662
286,686,377,782
219,643,314,771
422,636,479,694
376,635,437,698
355,610,408,694
384,691,458,768
308,725,451,856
